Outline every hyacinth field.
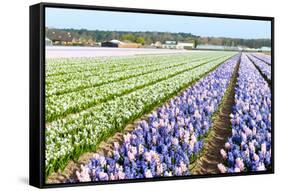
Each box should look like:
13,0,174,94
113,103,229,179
45,51,272,183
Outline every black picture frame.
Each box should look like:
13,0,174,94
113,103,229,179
29,2,275,188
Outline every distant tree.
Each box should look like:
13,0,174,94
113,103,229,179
121,34,136,42
136,37,145,45
45,27,271,48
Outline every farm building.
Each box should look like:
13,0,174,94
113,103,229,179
101,39,141,48
177,42,194,49
162,41,194,49
162,41,177,49
101,40,119,47
71,37,83,46
48,31,73,45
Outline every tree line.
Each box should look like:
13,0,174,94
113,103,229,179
46,28,271,48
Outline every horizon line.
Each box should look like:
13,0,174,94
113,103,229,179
46,27,271,40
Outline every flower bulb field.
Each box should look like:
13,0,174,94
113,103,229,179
45,51,272,183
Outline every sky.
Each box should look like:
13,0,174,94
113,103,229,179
46,7,271,39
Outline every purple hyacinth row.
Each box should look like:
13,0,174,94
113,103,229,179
73,54,240,182
252,53,271,65
247,54,271,81
218,54,271,173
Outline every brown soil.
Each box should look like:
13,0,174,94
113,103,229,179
190,58,240,175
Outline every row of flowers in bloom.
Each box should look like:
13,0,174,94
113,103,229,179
46,53,219,96
46,55,225,122
46,52,215,76
246,54,271,81
218,54,271,173
45,53,234,176
46,54,181,76
73,54,240,182
252,53,271,65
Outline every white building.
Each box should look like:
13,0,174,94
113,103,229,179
110,39,124,45
162,41,177,49
177,42,194,49
162,41,194,49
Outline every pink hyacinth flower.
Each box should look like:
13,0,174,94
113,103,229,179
217,163,227,173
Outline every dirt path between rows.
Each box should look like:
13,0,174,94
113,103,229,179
190,57,240,175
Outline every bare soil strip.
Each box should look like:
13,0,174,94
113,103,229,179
46,56,236,183
190,58,240,175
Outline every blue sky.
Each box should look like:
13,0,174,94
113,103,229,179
46,8,271,39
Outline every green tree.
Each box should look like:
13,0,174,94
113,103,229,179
121,34,136,42
136,37,145,45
